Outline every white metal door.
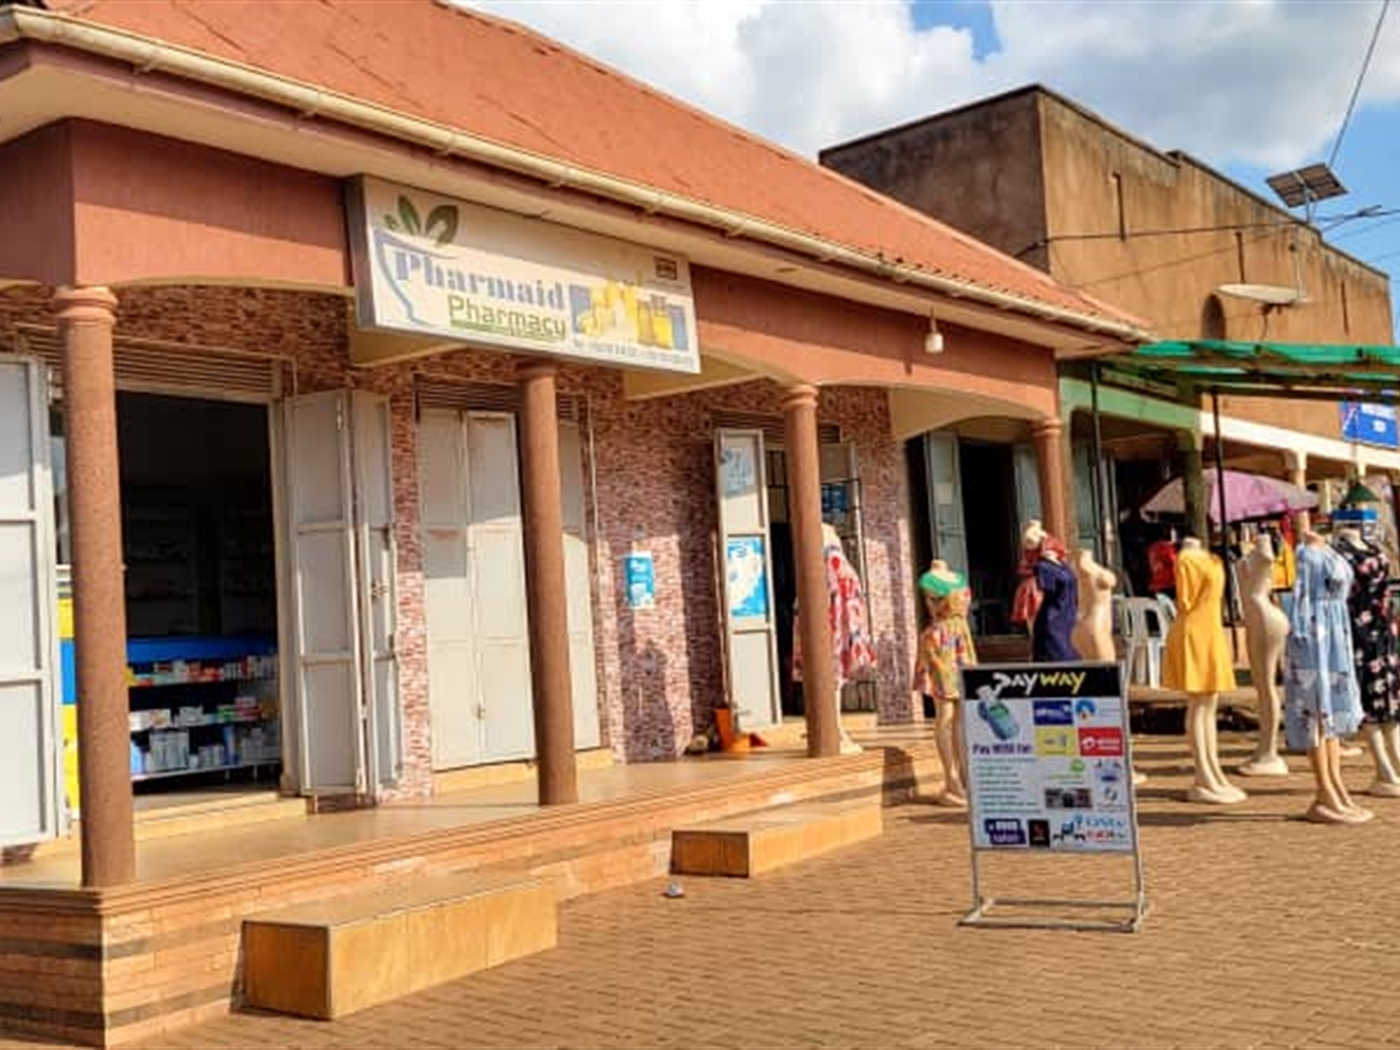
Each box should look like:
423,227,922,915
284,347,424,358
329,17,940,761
925,432,969,574
560,420,601,750
420,410,534,767
715,429,781,729
285,391,400,795
466,413,535,762
0,358,62,845
286,392,364,793
352,393,401,790
420,409,481,769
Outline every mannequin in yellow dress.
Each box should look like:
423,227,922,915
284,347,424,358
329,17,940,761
1163,537,1247,804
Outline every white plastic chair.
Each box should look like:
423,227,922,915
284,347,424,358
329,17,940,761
1154,593,1177,627
1121,597,1170,688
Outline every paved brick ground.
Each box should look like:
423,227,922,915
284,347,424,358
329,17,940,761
8,734,1400,1050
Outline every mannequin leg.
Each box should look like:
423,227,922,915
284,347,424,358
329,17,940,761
1305,734,1352,824
1239,679,1289,776
1203,695,1247,801
1327,733,1372,823
1386,723,1400,779
1329,736,1372,821
1185,696,1230,803
934,698,966,806
1364,722,1400,797
835,684,862,755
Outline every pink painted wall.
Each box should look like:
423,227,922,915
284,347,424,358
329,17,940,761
0,124,76,288
693,267,1061,418
67,121,349,289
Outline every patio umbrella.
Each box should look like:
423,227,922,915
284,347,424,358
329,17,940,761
1141,468,1318,525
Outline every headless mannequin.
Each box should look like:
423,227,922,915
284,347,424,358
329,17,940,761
1071,549,1148,786
821,522,863,756
1070,549,1116,661
1237,534,1290,776
1178,537,1248,804
1298,529,1373,823
1334,526,1400,797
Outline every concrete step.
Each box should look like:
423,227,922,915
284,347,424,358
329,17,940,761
670,797,882,878
242,872,558,1019
13,790,306,863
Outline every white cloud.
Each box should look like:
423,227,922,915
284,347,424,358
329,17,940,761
469,0,1400,171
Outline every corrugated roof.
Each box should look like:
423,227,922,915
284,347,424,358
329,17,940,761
40,0,1143,332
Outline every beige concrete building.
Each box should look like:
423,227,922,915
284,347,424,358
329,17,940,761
823,85,1398,573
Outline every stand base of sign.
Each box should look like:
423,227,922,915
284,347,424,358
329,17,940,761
961,894,1148,933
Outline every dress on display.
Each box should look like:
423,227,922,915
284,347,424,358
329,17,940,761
1162,547,1237,693
1285,543,1364,751
793,536,876,688
1335,536,1400,723
913,586,977,707
1031,557,1080,662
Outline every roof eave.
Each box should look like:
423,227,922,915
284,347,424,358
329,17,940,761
0,4,1152,345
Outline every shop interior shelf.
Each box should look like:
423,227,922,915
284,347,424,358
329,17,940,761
132,759,279,783
131,714,276,733
129,669,277,688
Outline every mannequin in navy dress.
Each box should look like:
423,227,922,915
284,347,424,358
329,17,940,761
1023,522,1081,663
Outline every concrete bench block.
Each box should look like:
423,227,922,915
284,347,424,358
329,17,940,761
671,798,882,877
242,872,556,1019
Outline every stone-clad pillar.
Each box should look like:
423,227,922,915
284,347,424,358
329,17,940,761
55,286,135,887
517,360,578,804
784,384,838,758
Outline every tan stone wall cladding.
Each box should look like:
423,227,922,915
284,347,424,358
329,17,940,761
0,285,918,782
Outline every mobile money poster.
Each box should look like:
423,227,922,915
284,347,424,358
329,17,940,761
959,664,1137,854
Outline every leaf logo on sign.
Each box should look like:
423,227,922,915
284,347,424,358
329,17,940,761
381,194,460,246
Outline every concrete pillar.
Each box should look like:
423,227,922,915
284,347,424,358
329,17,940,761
783,384,839,758
1031,417,1071,544
1284,450,1310,532
1177,431,1208,541
55,286,135,888
517,360,577,805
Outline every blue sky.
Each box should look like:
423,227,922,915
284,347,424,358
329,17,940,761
475,1,1400,339
907,0,1400,335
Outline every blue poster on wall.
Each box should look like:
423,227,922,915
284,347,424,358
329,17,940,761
1340,401,1400,449
725,537,769,620
623,552,655,609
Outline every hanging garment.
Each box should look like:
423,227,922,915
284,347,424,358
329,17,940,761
1031,557,1080,662
1336,536,1400,724
1285,542,1364,750
913,587,978,703
1162,547,1236,693
793,539,876,687
1010,547,1043,628
1147,539,1178,597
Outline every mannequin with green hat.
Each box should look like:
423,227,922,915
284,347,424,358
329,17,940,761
913,559,977,806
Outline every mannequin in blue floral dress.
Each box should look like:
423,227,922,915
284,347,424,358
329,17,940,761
1286,533,1372,824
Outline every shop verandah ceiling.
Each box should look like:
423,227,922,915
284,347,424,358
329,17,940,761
1107,338,1400,402
1073,337,1400,598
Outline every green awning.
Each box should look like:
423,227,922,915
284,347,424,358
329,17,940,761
1115,339,1400,399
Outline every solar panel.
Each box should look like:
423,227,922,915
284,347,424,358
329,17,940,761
1266,163,1347,208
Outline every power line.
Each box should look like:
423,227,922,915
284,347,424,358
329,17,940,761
1332,212,1400,243
1327,0,1392,170
1016,207,1394,257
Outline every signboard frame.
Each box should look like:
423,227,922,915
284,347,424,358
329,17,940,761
347,176,701,375
958,662,1148,933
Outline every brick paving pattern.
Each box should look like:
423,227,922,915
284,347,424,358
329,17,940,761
6,735,1400,1050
